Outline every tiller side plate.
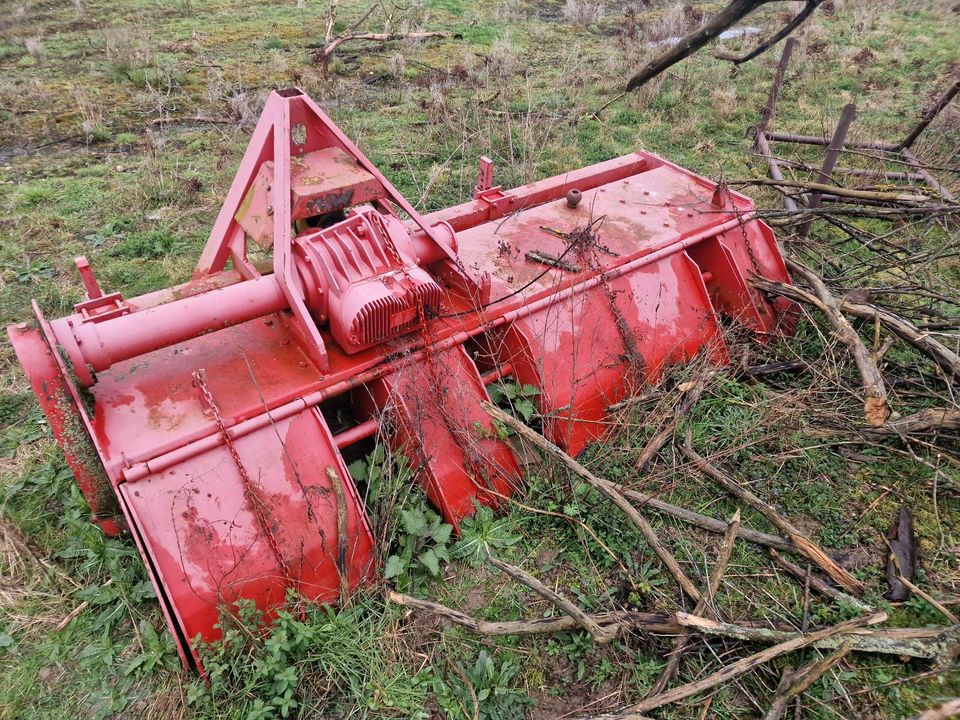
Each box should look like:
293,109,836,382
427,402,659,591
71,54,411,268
8,89,792,667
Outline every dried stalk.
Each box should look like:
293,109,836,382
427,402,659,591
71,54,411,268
683,431,864,595
482,402,703,603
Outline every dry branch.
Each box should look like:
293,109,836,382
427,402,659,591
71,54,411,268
774,260,891,425
311,31,457,63
635,369,714,470
482,402,703,603
804,408,960,440
624,490,794,551
626,0,824,91
676,614,957,664
488,557,618,643
714,0,823,65
624,612,885,714
388,591,958,662
682,431,864,595
730,178,935,205
761,643,852,720
770,550,874,613
750,276,960,381
649,510,740,695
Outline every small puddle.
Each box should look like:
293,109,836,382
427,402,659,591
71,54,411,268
647,25,760,49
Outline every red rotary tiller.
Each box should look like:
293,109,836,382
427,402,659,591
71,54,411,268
8,89,792,667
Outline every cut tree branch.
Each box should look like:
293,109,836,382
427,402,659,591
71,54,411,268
482,402,703,604
648,510,740,695
715,0,824,65
635,368,715,470
488,556,618,643
311,31,458,64
749,275,960,382
682,430,865,595
761,643,852,720
626,0,825,91
388,590,959,663
781,259,892,426
622,612,885,714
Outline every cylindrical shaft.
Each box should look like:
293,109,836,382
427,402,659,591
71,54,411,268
54,273,287,382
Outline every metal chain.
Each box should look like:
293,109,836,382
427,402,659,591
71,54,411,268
193,369,295,589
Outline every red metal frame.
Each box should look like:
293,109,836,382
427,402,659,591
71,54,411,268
7,89,793,668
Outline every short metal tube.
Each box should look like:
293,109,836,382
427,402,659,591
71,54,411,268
55,273,287,382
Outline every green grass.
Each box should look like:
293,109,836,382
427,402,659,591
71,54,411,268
1,0,959,718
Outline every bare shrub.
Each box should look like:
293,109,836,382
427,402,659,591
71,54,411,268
228,91,266,130
562,0,603,25
498,0,527,22
488,36,518,79
23,36,44,61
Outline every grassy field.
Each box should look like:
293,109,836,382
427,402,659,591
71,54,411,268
1,0,958,718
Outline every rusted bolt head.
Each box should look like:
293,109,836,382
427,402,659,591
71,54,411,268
566,189,582,209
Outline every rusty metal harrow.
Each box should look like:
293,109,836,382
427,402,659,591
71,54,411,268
8,89,792,667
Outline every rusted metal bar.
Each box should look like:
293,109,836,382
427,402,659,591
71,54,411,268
756,37,796,137
901,148,955,202
899,80,960,151
765,131,898,152
755,131,799,212
799,103,857,236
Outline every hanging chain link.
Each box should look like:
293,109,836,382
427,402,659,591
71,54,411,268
193,369,295,589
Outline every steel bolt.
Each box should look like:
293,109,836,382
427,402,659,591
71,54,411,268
566,189,582,209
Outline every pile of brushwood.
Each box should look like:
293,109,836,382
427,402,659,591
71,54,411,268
386,167,959,718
